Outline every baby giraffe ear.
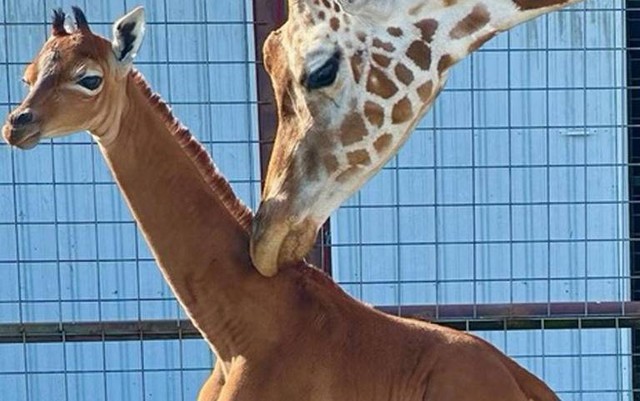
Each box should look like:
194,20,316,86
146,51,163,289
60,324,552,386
111,6,146,73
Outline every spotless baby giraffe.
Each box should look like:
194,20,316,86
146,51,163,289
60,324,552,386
3,6,559,401
251,0,586,277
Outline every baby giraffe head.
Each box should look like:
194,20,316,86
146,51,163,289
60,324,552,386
250,0,581,276
2,6,146,149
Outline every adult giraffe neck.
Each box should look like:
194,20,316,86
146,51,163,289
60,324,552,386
93,70,266,360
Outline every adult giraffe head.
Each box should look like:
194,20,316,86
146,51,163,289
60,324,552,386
2,6,145,149
250,0,583,276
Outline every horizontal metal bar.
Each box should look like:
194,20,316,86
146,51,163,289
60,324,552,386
0,118,631,131
378,301,640,320
0,320,199,344
0,302,637,344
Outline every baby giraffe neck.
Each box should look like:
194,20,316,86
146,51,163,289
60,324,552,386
94,71,264,359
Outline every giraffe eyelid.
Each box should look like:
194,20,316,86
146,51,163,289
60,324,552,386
302,50,342,91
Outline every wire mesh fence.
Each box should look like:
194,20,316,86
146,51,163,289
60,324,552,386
0,0,635,400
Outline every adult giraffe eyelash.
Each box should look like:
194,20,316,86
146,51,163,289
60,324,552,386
304,51,342,90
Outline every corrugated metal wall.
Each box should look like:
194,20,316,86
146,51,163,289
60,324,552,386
0,0,633,400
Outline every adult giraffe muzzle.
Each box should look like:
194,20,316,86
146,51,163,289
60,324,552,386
250,0,585,277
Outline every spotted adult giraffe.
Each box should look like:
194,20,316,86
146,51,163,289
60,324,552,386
251,0,586,276
4,6,560,401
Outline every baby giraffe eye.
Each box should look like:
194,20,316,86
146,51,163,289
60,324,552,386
77,75,103,91
21,77,31,86
304,51,341,90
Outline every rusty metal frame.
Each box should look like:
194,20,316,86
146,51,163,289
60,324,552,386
252,0,333,274
627,0,640,395
1,301,638,344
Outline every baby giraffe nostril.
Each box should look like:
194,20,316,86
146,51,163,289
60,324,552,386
13,110,33,126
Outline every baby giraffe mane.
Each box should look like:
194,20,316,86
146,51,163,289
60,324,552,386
129,70,253,231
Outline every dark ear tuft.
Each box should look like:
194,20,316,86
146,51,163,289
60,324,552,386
51,8,67,36
111,7,146,69
71,6,90,32
117,22,136,61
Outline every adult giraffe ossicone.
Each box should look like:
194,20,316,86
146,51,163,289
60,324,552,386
251,0,585,277
4,6,560,400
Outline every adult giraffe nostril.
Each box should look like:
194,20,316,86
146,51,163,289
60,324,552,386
12,110,33,126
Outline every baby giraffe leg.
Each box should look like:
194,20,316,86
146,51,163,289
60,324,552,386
197,361,226,401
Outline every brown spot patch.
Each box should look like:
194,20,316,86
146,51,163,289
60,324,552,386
438,55,455,75
322,0,331,8
304,13,316,25
276,78,296,117
387,27,403,37
468,31,497,53
364,101,385,128
330,17,340,31
450,4,491,39
372,38,395,52
373,134,393,154
417,81,434,102
392,96,413,124
301,149,321,181
406,40,431,70
318,11,326,20
513,0,568,10
336,166,359,183
323,154,339,174
340,112,368,146
366,66,399,99
444,0,458,5
356,31,367,42
333,1,341,12
350,52,364,83
372,53,391,68
395,63,414,85
347,149,371,166
415,19,438,43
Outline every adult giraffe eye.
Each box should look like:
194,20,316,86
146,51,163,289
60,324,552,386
305,52,341,90
77,75,103,91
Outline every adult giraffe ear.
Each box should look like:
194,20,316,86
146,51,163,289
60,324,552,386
111,6,146,74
